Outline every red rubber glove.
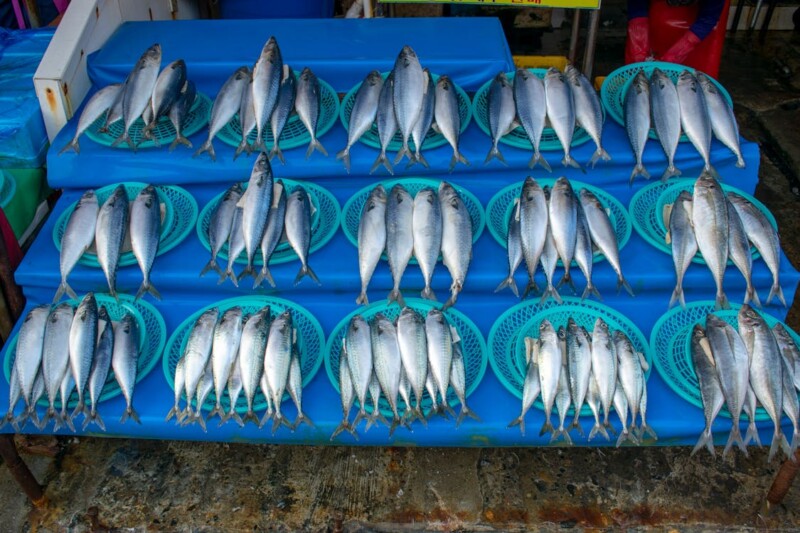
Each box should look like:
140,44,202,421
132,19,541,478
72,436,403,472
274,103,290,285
625,17,650,64
660,30,702,64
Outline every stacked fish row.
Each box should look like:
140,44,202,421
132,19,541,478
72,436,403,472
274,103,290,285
61,44,197,153
357,182,472,309
167,305,311,433
484,66,608,171
57,184,162,303
511,317,655,446
625,68,744,184
198,36,328,162
202,153,319,288
333,307,478,440
340,46,467,173
666,175,784,310
497,177,633,303
2,294,140,432
690,306,800,462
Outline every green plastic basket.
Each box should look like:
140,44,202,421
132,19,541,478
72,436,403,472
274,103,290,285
0,170,17,209
471,69,593,152
629,180,776,265
339,72,471,153
600,62,732,142
196,180,340,267
340,178,484,265
85,92,212,149
3,293,166,410
485,178,631,266
488,296,651,418
53,182,198,269
162,296,325,414
216,73,339,153
650,301,800,421
323,298,487,418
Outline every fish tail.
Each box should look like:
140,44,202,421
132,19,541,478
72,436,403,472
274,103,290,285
603,418,618,437
239,265,257,282
521,278,540,300
234,139,253,161
568,416,586,438
208,405,226,422
258,409,273,429
483,145,507,166
70,401,86,425
616,429,639,448
494,276,520,298
581,281,602,302
58,138,80,156
704,163,721,181
791,431,799,456
408,152,429,170
336,148,352,174
669,283,685,310
242,409,260,426
253,266,276,289
528,151,552,172
370,151,395,175
271,411,293,434
388,288,406,308
767,283,787,308
292,412,314,430
735,155,745,169
440,403,457,419
588,423,611,442
192,139,217,162
563,154,585,174
352,408,368,429
63,412,76,432
556,270,577,295
121,406,141,425
507,416,526,437
54,280,78,303
219,267,239,287
715,290,730,311
413,407,427,428
456,405,480,428
768,428,786,462
539,284,562,305
393,142,415,165
388,416,402,437
356,289,370,306
629,163,650,186
370,409,390,430
111,132,136,151
294,264,321,286
41,407,58,430
660,163,682,182
135,280,161,301
588,147,611,168
539,417,555,437
306,138,328,159
331,420,358,441
745,284,762,308
744,420,761,447
691,428,715,457
618,275,635,297
229,411,244,428
200,258,224,278
165,404,181,423
169,135,192,152
723,425,747,457
84,410,106,432
420,285,438,301
550,428,573,445
640,422,658,441
449,150,470,172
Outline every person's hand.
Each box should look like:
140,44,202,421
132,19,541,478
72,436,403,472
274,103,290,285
659,31,702,64
625,17,650,64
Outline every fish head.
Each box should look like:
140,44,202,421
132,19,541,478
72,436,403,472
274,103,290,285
299,67,313,81
705,313,727,330
630,70,650,94
538,319,555,337
201,307,220,325
691,323,707,343
427,308,445,324
97,305,110,323
389,184,412,205
415,187,437,206
252,151,272,175
567,317,580,333
677,70,698,89
366,70,383,87
594,317,609,335
397,45,419,65
399,307,421,324
438,181,460,204
676,190,693,203
142,43,162,64
494,71,511,87
349,315,369,335
437,75,452,92
557,326,566,341
79,190,98,204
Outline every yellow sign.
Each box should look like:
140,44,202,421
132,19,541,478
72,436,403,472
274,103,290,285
380,0,600,9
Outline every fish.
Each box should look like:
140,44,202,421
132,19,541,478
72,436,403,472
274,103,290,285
57,371,75,432
612,376,639,447
726,197,760,307
285,185,320,286
225,355,244,427
451,337,479,427
677,70,717,178
697,72,744,168
234,77,256,159
1,363,22,431
41,303,74,428
774,323,800,392
112,313,140,425
59,84,124,155
295,67,328,159
14,305,50,427
539,193,562,305
398,368,413,425
566,318,592,436
190,357,214,430
434,75,469,171
95,185,129,300
254,181,287,289
287,341,312,430
194,66,250,161
552,356,573,445
345,315,374,429
100,79,126,133
396,307,429,425
637,358,657,441
252,37,283,151
690,324,724,456
413,187,443,301
259,372,274,425
529,320,561,438
549,177,578,293
496,198,523,298
508,341,541,436
238,153,273,282
624,70,651,184
208,307,244,422
357,185,387,305
666,191,698,309
112,44,161,150
142,98,153,128
371,313,403,435
220,207,245,287
728,192,785,307
743,384,761,447
23,370,45,430
56,190,99,302
84,307,114,431
485,72,516,166
239,307,270,426
519,178,549,299
263,310,294,432
648,68,682,181
266,66,297,164
168,80,197,151
332,345,358,440
426,309,456,418
385,184,414,306
425,370,442,419
371,71,397,175
131,185,162,300
366,373,388,431
439,182,473,310
692,175,730,310
392,45,425,165
166,357,185,423
545,68,582,171
68,294,98,424
144,59,187,141
780,350,800,455
574,201,600,301
565,65,609,167
408,68,435,168
614,331,644,445
513,68,551,172
181,308,219,421
591,317,617,436
586,372,610,441
338,71,383,173
202,183,243,278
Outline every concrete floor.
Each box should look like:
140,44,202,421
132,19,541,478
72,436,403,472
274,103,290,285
2,29,800,532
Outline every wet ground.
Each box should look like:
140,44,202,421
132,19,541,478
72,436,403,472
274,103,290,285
2,27,800,532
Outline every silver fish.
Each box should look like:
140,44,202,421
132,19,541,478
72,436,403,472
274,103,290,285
25,370,45,430
408,68,435,168
743,384,761,447
385,184,414,306
649,68,682,181
345,315,374,429
519,178,549,299
780,350,799,455
131,185,162,301
166,357,185,423
181,307,218,421
586,371,610,441
451,338,479,427
225,355,244,427
234,77,256,159
366,372,388,430
774,323,800,392
142,98,153,127
545,68,582,171
726,196,760,307
202,183,243,278
59,84,123,155
239,153,273,282
239,307,270,426
41,303,74,428
637,361,657,442
677,70,717,178
697,72,744,168
666,191,698,309
426,309,456,418
434,75,469,171
581,188,635,297
57,370,76,432
1,363,22,431
254,181,286,289
285,185,320,285
425,369,441,418
398,368,412,424
553,357,573,445
567,318,592,436
95,185,129,300
84,307,114,431
692,175,729,310
191,357,214,431
168,80,197,151
195,66,250,161
332,345,358,440
112,313,139,425
508,341,541,436
252,37,283,150
549,177,578,293
113,44,161,150
260,369,273,425
575,202,600,301
56,190,98,302
690,324,724,456
357,185,387,305
396,307,429,425
69,294,98,424
624,70,651,184
371,71,397,175
100,78,126,133
565,65,609,168
413,187,442,301
371,313,403,435
392,45,425,165
220,207,245,287
338,70,383,173
208,307,244,422
268,66,297,165
485,72,516,166
263,311,294,432
287,342,312,430
614,331,643,446
145,59,186,140
513,68,551,172
496,198,522,298
296,67,327,159
591,317,617,434
439,182,473,310
14,305,50,427
613,376,638,447
539,193,562,305
529,320,561,438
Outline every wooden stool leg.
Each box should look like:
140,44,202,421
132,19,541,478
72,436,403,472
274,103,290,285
767,449,800,507
0,225,24,320
0,435,45,506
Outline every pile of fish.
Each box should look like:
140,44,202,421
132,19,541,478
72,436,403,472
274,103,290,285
60,43,198,154
357,182,472,309
56,184,163,303
1,293,141,432
483,66,608,172
201,153,319,288
167,305,311,433
510,317,655,446
624,68,744,184
496,177,633,303
339,45,468,174
197,37,327,162
690,306,800,461
665,174,785,310
333,307,478,440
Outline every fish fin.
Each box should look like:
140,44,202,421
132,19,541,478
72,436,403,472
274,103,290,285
352,408,368,429
660,164,681,182
200,259,224,278
691,428,715,457
41,407,58,430
111,132,136,151
165,405,181,422
704,163,721,181
768,430,786,462
253,266,276,289
292,413,314,430
305,138,328,159
581,282,602,302
408,152,429,170
220,268,240,287
449,150,470,172
743,421,760,447
455,405,480,428
169,135,193,152
85,410,106,432
271,411,293,434
494,276,520,298
528,151,552,172
668,284,685,310
412,407,428,427
521,278,540,300
356,290,370,306
336,148,351,173
618,275,635,297
440,403,457,419
715,290,730,311
258,409,273,429
616,429,639,448
370,151,395,175
588,147,611,168
388,288,406,308
70,401,86,424
736,156,745,169
588,423,611,442
556,271,578,295
508,416,526,437
767,283,787,308
539,418,555,437
53,280,78,303
388,416,402,437
208,405,226,422
58,138,80,156
294,264,321,286
394,142,415,165
723,425,746,457
539,284,562,305
562,154,585,173
230,412,244,428
121,406,141,425
484,145,507,166
629,164,650,186
551,428,574,445
568,417,586,438
746,284,762,309
63,413,75,432
421,286,438,301
135,281,161,301
242,409,260,426
603,420,618,437
192,139,217,162
331,420,358,441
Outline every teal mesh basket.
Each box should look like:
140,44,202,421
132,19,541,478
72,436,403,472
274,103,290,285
323,298,488,418
488,296,651,417
85,92,212,149
196,179,340,267
650,301,800,421
340,178,484,265
629,180,776,265
216,73,339,153
53,183,198,269
485,178,631,266
472,69,593,152
600,62,732,141
162,296,325,414
339,72,471,153
0,170,17,209
3,293,166,410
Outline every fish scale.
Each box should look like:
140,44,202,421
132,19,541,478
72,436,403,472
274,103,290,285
285,186,319,286
426,309,455,418
549,177,578,293
396,307,429,424
496,198,522,298
485,72,515,165
345,315,373,429
15,305,50,426
565,65,609,168
252,37,283,150
42,303,74,428
677,70,717,178
372,71,397,175
667,191,698,309
239,308,270,426
434,75,468,171
690,324,724,456
145,59,186,138
698,72,744,168
339,71,383,174
254,181,287,289
624,70,651,184
168,80,197,151
85,307,114,431
239,153,273,282
69,294,98,423
408,68,435,169
544,68,582,171
181,307,219,420
371,314,403,434
209,307,244,422
202,183,243,278
519,178,548,300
